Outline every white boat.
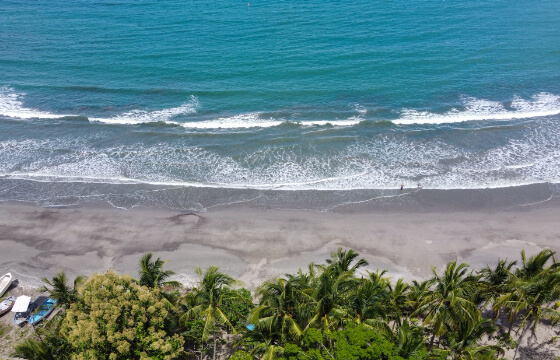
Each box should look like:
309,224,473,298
12,296,32,325
0,296,16,316
0,273,12,297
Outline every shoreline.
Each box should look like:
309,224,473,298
1,185,560,291
1,178,559,213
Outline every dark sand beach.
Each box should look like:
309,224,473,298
1,184,559,290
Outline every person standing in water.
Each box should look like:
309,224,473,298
400,183,404,191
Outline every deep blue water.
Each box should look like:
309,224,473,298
1,0,559,209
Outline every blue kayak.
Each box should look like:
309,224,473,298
28,298,58,325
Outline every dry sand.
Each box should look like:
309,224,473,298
0,200,559,289
1,198,560,358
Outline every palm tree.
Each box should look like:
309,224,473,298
303,249,369,332
40,271,84,308
250,277,305,345
387,278,410,327
516,271,560,331
494,250,560,336
326,248,368,276
368,269,390,287
407,279,433,315
183,266,240,360
232,323,287,360
414,261,481,351
347,277,393,336
475,259,517,324
444,318,503,360
12,339,51,360
479,260,517,290
12,335,69,360
305,267,357,332
515,249,557,281
138,252,181,289
495,268,560,359
478,260,516,297
393,319,427,359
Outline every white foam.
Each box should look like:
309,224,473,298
181,112,280,129
180,113,363,129
0,87,75,119
394,93,560,125
0,87,361,129
354,103,367,115
90,96,199,125
306,118,363,127
503,163,534,170
0,131,552,192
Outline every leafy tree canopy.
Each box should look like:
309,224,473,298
61,272,184,360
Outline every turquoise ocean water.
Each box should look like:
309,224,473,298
1,0,559,210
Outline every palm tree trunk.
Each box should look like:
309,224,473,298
213,327,217,360
514,323,530,360
32,324,43,343
508,318,515,336
198,344,204,360
320,343,335,360
428,332,436,352
507,310,516,336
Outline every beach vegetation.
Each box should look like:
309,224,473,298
414,261,480,351
139,253,182,290
11,248,560,360
181,266,242,360
62,272,184,360
12,333,70,360
40,271,85,308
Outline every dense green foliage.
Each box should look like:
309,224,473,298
62,272,184,360
277,326,433,360
13,248,560,360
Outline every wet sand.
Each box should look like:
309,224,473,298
1,187,559,290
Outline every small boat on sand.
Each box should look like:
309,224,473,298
0,296,16,316
12,296,32,325
29,298,58,325
0,273,12,297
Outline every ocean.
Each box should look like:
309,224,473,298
1,0,559,211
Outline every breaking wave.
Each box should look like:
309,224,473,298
89,100,199,125
1,87,559,129
394,93,560,125
0,87,75,119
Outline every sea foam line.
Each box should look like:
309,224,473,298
3,172,559,192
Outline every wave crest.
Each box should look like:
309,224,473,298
2,87,559,128
394,92,560,125
0,87,75,119
90,96,199,125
